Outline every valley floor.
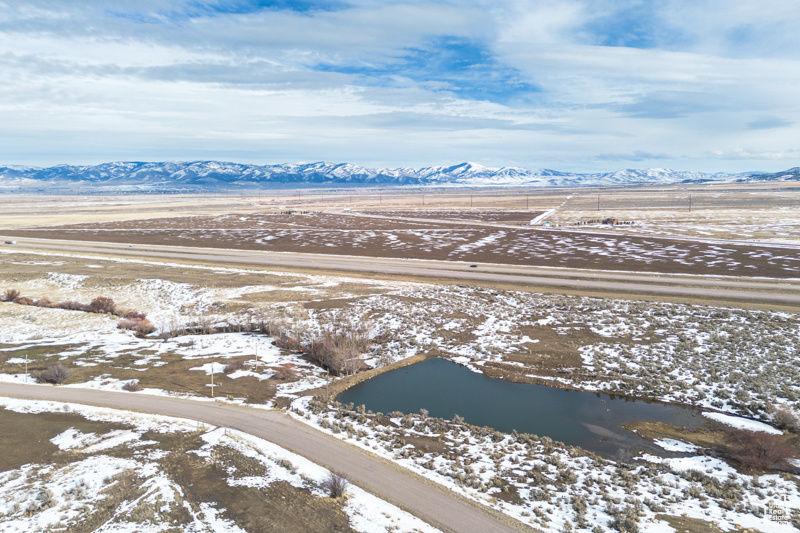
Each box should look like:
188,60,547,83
0,246,798,532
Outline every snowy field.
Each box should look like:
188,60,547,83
289,397,800,532
551,207,800,246
0,397,439,533
1,248,799,531
9,210,800,278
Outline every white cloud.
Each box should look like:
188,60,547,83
0,0,797,172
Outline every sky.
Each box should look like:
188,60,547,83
1,0,799,172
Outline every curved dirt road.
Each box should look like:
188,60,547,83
0,383,532,533
4,236,800,307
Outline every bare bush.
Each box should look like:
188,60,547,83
35,297,53,308
275,335,303,353
772,406,800,433
32,364,70,384
224,360,246,373
305,321,371,376
274,363,298,380
720,429,799,471
122,380,143,392
13,296,34,305
87,296,117,315
135,320,156,336
196,316,216,335
123,311,147,321
1,288,20,302
55,300,89,312
118,316,156,337
322,471,349,498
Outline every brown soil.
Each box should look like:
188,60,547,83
0,406,355,533
149,431,354,533
0,408,129,472
369,209,543,223
6,350,278,405
507,325,596,368
135,356,277,403
400,434,447,455
654,514,737,533
6,211,800,278
622,420,732,451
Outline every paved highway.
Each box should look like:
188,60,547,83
4,235,800,307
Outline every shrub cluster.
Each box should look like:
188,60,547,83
122,380,143,392
270,318,372,376
117,312,156,337
32,364,70,384
2,288,157,337
305,327,370,376
718,428,799,472
771,406,800,433
2,289,122,315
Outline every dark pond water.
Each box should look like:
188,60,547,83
337,358,703,457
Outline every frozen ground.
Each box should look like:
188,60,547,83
1,249,799,531
10,210,800,277
0,397,439,533
551,207,800,245
289,397,800,532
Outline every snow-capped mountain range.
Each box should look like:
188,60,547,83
0,161,797,193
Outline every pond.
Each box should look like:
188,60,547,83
337,358,703,457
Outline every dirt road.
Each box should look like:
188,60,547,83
4,236,800,307
0,383,532,533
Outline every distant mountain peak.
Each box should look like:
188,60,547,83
0,160,793,193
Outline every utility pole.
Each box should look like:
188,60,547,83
689,194,692,212
211,364,215,398
24,353,28,382
597,195,600,212
526,195,529,210
470,194,473,207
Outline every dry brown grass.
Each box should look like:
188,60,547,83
274,363,299,380
223,360,246,373
0,407,355,533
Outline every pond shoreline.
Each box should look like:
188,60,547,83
334,357,707,457
325,350,701,412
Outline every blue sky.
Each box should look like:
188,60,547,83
0,0,798,172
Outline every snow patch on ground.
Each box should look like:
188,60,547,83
702,412,784,434
0,396,442,533
653,439,699,453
